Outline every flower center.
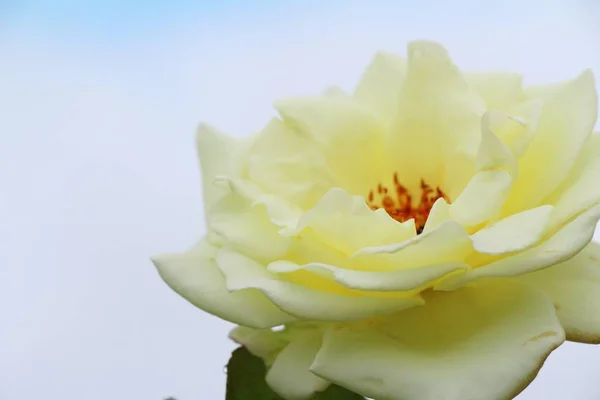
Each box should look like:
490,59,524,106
367,173,449,234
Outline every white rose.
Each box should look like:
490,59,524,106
153,41,600,400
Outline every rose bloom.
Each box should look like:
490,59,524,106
153,41,600,400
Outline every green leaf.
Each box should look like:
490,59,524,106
226,347,284,400
226,346,364,400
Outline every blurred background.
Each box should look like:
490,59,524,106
1,1,600,399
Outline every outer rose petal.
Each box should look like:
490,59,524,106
310,280,565,400
216,248,423,321
545,159,600,232
503,70,598,215
463,204,600,282
266,330,330,399
557,132,600,185
229,326,290,365
151,241,296,329
519,242,600,343
229,322,324,360
208,186,293,261
544,133,600,231
196,124,248,211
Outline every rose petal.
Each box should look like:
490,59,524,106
268,260,469,292
390,41,485,193
503,70,598,215
519,241,600,343
292,188,415,255
355,220,473,270
216,248,423,321
501,99,544,156
354,51,407,126
545,159,600,232
310,281,564,400
449,113,519,228
467,204,600,281
196,124,248,210
450,170,512,227
476,110,519,175
229,326,290,365
207,182,293,261
266,330,330,399
246,118,336,209
422,197,451,233
471,205,553,254
275,96,387,196
151,241,296,329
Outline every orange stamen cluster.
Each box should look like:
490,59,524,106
367,173,449,234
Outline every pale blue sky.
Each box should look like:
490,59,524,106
1,1,600,400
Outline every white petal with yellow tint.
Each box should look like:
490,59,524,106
293,188,415,255
519,242,600,344
477,110,519,175
355,220,473,270
216,248,423,321
229,326,290,366
449,112,519,228
207,183,293,261
465,71,523,110
469,204,600,280
543,133,600,208
471,205,553,254
543,132,600,230
275,96,387,196
391,41,485,191
545,159,600,232
501,98,544,156
151,241,296,329
440,149,476,201
268,260,469,292
354,51,406,125
443,105,536,201
503,70,598,215
266,330,330,400
196,124,248,210
450,170,512,227
214,176,302,229
246,118,335,209
559,132,600,183
229,322,325,366
422,197,451,233
310,280,564,400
